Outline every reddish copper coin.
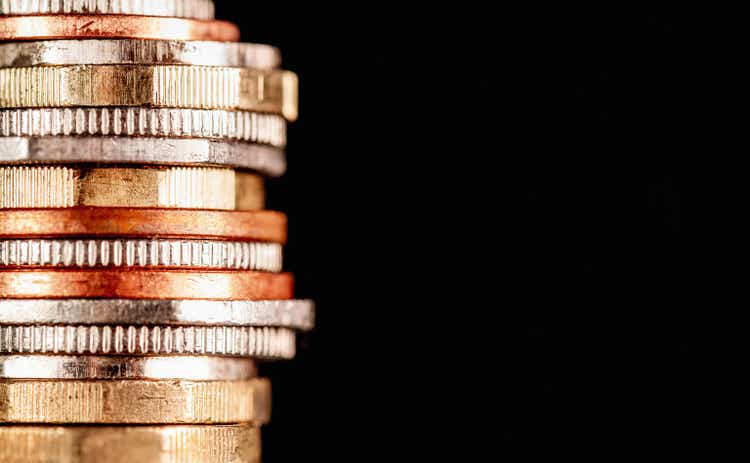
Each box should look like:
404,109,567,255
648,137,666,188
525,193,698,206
0,15,239,42
0,270,293,300
0,208,287,243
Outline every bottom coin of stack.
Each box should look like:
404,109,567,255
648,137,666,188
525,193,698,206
0,299,314,462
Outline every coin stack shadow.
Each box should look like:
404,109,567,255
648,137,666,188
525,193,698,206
0,2,312,462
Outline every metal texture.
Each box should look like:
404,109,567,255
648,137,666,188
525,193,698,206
0,299,315,330
0,15,239,42
0,65,298,120
0,166,264,210
0,270,294,300
0,137,286,176
0,355,257,380
0,39,280,68
0,238,282,271
0,378,271,423
0,0,216,19
0,425,261,463
0,108,286,146
0,208,288,242
0,325,297,358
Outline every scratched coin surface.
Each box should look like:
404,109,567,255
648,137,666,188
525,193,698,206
0,299,315,329
0,355,258,380
0,378,271,423
0,425,261,463
0,0,216,19
0,39,280,68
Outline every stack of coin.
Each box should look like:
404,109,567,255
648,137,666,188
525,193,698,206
0,2,312,462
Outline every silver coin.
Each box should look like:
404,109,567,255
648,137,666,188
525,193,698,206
0,239,283,272
0,0,215,19
0,108,286,147
0,39,280,68
0,324,297,358
0,355,256,380
0,137,286,176
0,299,315,330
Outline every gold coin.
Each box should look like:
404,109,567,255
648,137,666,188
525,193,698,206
0,378,271,424
0,166,264,210
0,425,260,463
0,65,298,121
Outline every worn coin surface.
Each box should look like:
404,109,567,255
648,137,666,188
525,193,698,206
0,65,298,120
0,355,257,380
0,166,264,210
0,325,297,358
0,425,261,463
0,208,287,242
0,15,239,42
0,238,281,271
0,39,280,68
0,378,271,423
0,108,286,147
0,299,315,329
0,137,286,176
0,0,216,19
0,270,294,300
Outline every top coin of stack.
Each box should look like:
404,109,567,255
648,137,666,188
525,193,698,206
0,2,311,462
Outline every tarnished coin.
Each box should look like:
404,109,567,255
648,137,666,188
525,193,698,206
0,355,257,380
0,137,286,176
0,0,216,19
0,378,271,424
0,65,298,120
0,299,315,330
0,39,280,68
0,425,261,463
0,166,265,210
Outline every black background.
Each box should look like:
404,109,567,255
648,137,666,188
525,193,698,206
214,3,702,459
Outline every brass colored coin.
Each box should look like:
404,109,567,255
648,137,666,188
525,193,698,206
0,378,271,424
0,65,298,121
0,425,261,463
0,166,264,210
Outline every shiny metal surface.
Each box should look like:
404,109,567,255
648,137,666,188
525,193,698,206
0,299,315,329
0,355,257,380
0,137,286,176
0,39,280,68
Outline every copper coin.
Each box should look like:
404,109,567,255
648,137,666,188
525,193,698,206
0,270,293,300
0,208,287,243
0,15,239,42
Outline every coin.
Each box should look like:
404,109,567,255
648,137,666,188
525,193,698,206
0,15,239,42
0,355,257,380
0,325,296,358
0,270,294,300
0,0,215,19
0,299,314,329
0,378,271,423
0,108,286,147
0,166,264,210
0,208,287,243
0,65,298,120
0,425,261,463
0,39,280,68
0,137,286,176
0,238,282,271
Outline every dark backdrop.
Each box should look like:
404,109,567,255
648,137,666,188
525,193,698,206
214,3,701,459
